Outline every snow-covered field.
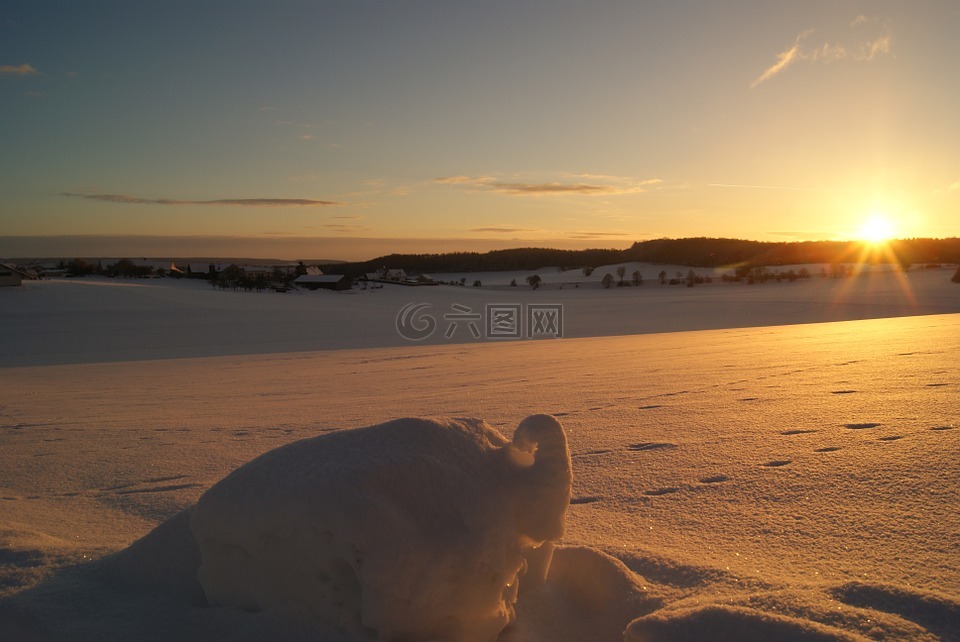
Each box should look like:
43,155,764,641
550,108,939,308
1,267,958,641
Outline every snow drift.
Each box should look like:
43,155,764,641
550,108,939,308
189,414,572,641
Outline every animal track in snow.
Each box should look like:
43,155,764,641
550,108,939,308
781,429,818,436
627,442,677,452
638,405,662,410
814,446,842,453
761,460,792,468
926,383,949,387
931,425,954,431
100,475,198,496
698,475,730,484
843,422,881,430
115,483,199,495
877,435,904,442
573,449,613,458
644,487,680,496
831,390,857,394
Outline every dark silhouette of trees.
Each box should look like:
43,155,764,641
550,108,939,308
104,258,152,278
526,274,542,289
616,265,626,286
658,270,667,285
318,237,960,278
952,266,960,283
66,259,95,277
632,270,642,286
601,273,614,289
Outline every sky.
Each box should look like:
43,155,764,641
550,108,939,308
2,0,959,261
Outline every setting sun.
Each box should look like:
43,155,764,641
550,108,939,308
858,215,896,244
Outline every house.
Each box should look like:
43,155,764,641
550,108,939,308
368,268,407,282
0,263,24,286
187,263,221,279
408,274,437,285
294,274,352,291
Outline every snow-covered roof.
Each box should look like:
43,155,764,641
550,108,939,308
294,274,347,283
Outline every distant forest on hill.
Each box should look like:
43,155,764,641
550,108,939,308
333,237,960,276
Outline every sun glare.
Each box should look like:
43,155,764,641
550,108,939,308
858,215,895,244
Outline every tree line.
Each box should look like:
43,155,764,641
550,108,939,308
329,237,960,277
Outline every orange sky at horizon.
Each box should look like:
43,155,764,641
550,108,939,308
2,1,958,260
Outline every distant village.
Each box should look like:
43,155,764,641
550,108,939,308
0,258,439,291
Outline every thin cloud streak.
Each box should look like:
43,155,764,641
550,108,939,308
751,31,808,89
567,231,632,239
435,175,660,196
469,226,539,234
61,192,345,207
0,63,38,75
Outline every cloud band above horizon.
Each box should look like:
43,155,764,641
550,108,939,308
435,175,661,196
61,192,345,207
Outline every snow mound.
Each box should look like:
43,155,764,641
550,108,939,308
189,414,572,642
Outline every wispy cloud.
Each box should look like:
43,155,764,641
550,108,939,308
61,192,345,207
469,226,540,234
0,63,37,76
751,20,891,88
320,223,371,233
751,31,809,89
566,231,633,239
435,174,661,196
304,219,372,233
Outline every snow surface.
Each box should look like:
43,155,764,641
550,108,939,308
1,270,959,641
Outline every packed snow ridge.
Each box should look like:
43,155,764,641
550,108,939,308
190,414,572,641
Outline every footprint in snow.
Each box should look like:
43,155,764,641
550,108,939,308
644,487,680,496
699,475,730,484
877,435,904,442
573,448,613,458
831,390,857,395
762,460,792,467
627,442,677,452
781,429,818,436
570,496,602,505
814,447,842,453
843,423,882,430
931,425,954,431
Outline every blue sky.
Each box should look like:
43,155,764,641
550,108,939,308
2,1,958,260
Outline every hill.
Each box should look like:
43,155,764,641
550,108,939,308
327,237,960,276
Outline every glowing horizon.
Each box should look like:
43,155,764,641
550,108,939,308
1,2,958,253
